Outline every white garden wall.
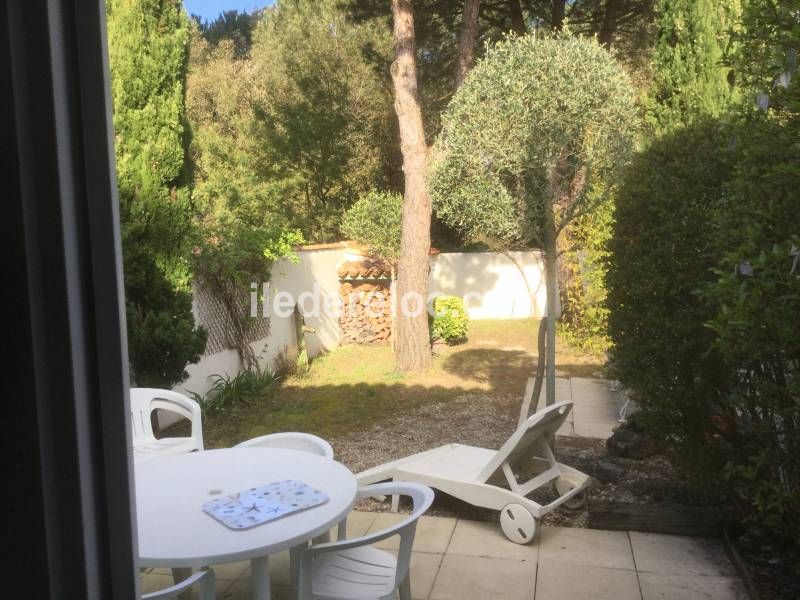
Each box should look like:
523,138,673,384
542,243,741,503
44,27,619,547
172,246,546,406
429,250,546,319
174,246,344,400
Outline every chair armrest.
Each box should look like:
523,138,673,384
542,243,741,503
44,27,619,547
306,483,433,555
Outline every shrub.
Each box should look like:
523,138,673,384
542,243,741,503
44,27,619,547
558,186,614,354
108,0,206,387
124,239,207,388
430,296,469,345
341,191,402,264
703,119,800,543
190,368,279,413
606,120,738,475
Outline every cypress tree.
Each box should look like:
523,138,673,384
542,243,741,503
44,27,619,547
107,0,206,387
646,0,740,134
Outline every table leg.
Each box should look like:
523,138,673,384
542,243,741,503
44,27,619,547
250,556,271,600
289,544,306,600
171,567,193,600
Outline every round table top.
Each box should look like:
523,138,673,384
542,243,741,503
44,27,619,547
135,447,357,568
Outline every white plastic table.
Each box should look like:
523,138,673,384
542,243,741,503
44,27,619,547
135,447,358,600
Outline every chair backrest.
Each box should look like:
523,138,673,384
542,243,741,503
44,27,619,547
476,401,573,483
234,432,334,460
130,388,157,443
130,388,203,446
299,482,434,594
142,568,215,600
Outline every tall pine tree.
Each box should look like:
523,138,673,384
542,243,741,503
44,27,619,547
646,0,740,134
107,0,206,387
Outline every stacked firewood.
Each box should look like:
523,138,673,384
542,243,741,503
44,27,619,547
339,282,392,344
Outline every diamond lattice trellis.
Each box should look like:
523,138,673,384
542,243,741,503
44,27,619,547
193,285,271,356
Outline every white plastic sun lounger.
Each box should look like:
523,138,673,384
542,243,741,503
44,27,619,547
357,401,590,544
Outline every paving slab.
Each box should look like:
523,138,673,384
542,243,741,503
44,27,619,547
326,509,377,540
535,560,641,600
140,570,242,598
406,552,445,600
220,578,290,600
267,550,291,586
574,401,624,423
139,572,175,595
369,513,456,554
571,378,621,403
448,519,539,561
630,532,736,577
539,526,636,570
573,420,618,439
430,554,536,600
555,420,575,436
638,572,749,600
535,377,628,439
212,560,249,581
536,378,573,411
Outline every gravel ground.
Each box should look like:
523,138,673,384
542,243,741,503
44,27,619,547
331,392,520,474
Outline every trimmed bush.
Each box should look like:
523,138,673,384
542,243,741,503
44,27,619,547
606,120,738,474
430,296,469,345
608,116,800,546
703,119,800,543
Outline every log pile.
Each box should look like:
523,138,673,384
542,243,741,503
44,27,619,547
339,281,392,345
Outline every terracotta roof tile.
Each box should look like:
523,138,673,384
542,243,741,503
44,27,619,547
337,258,391,280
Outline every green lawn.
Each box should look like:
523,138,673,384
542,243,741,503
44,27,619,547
201,319,605,448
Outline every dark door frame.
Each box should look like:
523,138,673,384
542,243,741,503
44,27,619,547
4,0,138,598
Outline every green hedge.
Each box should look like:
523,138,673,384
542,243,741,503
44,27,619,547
606,121,738,474
608,118,800,546
703,120,800,541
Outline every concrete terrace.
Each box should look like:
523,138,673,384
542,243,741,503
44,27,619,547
141,511,747,600
538,377,630,439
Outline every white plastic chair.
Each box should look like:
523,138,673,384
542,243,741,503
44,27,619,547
234,432,334,460
130,388,204,462
357,401,590,544
142,568,215,600
236,432,334,575
296,483,434,600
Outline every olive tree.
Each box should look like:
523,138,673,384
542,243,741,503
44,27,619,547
429,35,637,408
341,191,403,266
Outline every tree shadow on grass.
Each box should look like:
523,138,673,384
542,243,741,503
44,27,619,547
441,348,532,395
442,347,606,395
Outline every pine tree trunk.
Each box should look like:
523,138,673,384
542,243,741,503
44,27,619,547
552,0,566,31
390,0,432,372
598,0,622,48
508,0,527,35
454,0,481,88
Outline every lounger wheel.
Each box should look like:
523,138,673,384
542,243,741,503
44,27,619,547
553,478,587,510
499,504,537,544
